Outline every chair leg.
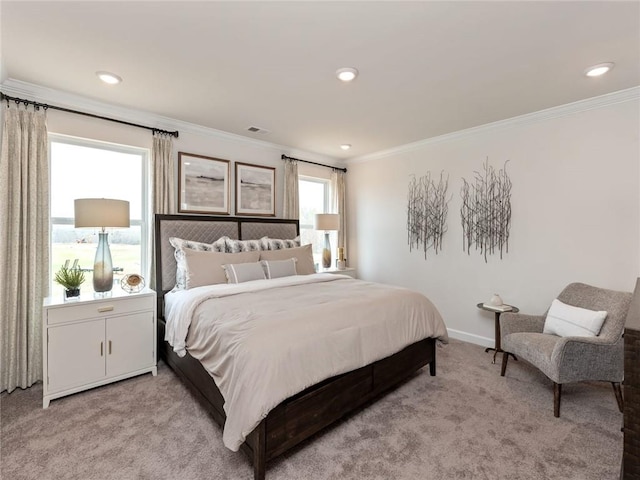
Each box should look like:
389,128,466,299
500,350,509,376
612,382,624,413
554,382,562,418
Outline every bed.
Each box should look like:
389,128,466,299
154,214,447,480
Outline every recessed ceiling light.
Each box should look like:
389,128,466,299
340,144,351,150
336,67,358,82
96,71,123,85
584,62,614,77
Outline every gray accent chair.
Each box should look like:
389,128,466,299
500,282,632,417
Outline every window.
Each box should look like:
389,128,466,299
49,135,149,296
298,176,334,269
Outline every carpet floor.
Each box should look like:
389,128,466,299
1,339,623,480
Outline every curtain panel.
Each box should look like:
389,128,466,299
331,170,347,256
150,133,175,290
0,105,50,393
283,158,299,220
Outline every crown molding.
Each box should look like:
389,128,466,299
0,78,341,166
347,86,640,164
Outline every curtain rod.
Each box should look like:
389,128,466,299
281,154,347,173
1,93,179,138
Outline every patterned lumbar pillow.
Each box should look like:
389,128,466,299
260,236,301,250
225,238,264,253
543,299,608,337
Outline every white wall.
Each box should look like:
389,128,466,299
347,97,640,346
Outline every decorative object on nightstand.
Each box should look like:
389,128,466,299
42,288,157,408
337,247,346,270
477,302,519,363
74,198,130,293
314,213,340,269
54,262,86,300
121,274,145,294
488,293,503,306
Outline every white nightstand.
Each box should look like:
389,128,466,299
318,267,357,279
42,288,157,408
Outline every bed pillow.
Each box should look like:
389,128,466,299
259,244,315,275
225,238,264,253
182,249,260,289
223,262,266,284
542,299,608,338
260,236,301,250
261,258,297,279
170,236,228,289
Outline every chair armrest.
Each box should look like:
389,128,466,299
551,335,623,383
500,313,545,337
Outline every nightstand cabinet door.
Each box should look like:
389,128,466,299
47,319,105,393
106,312,155,377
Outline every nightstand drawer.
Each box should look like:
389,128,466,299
46,295,154,325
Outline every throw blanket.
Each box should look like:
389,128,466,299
164,274,448,451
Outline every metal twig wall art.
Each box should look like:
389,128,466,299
460,158,512,262
407,171,451,258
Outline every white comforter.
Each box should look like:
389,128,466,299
164,274,448,451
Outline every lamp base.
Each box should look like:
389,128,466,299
322,233,332,269
93,231,114,292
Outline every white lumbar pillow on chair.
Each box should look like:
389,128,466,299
543,299,608,338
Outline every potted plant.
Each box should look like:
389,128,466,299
54,266,86,300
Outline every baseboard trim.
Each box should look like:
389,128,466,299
447,328,494,349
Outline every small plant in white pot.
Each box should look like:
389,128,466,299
54,266,86,300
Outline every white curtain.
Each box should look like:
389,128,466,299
152,132,175,215
331,169,347,255
150,132,175,290
283,158,299,220
0,104,49,393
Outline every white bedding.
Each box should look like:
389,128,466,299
164,273,448,451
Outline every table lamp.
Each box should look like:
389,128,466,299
314,213,340,269
74,198,130,293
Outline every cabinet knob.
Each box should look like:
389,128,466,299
97,306,114,313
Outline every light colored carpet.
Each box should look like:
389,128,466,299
1,339,622,480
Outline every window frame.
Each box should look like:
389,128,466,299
48,133,151,288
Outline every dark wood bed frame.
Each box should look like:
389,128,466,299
154,214,437,480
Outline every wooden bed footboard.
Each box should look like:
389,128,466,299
158,319,436,480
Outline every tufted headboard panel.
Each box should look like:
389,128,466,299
154,214,299,315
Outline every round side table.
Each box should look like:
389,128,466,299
477,303,519,364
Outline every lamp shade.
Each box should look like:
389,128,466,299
74,198,130,228
314,213,340,231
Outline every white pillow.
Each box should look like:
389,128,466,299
223,262,266,284
261,258,297,279
543,299,608,338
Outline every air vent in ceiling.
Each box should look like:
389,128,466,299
247,126,270,134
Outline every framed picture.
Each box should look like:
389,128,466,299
235,162,276,216
178,152,230,214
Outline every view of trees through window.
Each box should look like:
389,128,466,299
298,176,336,270
49,136,149,297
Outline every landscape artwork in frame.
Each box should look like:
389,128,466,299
178,152,230,214
235,162,276,216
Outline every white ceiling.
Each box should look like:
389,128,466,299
2,1,639,160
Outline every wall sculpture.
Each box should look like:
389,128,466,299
460,158,512,262
407,171,450,258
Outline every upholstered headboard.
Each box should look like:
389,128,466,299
154,214,299,315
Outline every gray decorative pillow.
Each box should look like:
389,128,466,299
260,236,301,250
261,258,297,279
183,249,260,289
259,244,315,275
170,236,228,289
225,238,264,253
223,262,266,284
